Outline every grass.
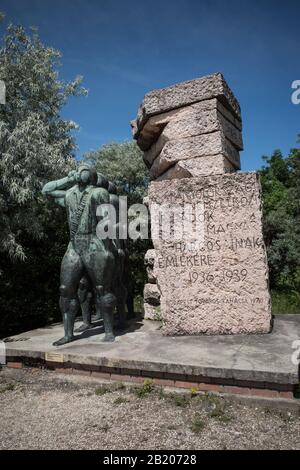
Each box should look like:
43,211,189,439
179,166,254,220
95,382,126,396
198,392,221,406
172,393,191,408
134,295,144,314
114,397,129,405
271,290,300,314
153,306,162,322
191,414,206,433
209,408,232,423
95,385,110,396
134,379,154,398
0,383,15,393
113,382,126,391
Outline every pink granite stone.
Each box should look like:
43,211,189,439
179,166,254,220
148,173,272,336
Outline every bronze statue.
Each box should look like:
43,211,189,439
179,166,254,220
74,177,128,333
42,165,116,346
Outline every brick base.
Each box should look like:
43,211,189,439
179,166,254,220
3,358,297,400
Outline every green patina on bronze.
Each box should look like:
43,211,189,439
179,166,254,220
42,165,127,346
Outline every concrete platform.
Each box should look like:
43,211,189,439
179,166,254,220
2,315,300,398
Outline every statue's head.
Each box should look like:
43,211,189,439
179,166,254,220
97,173,109,190
77,164,97,186
108,182,117,194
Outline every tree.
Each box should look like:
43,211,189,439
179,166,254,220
260,143,300,312
0,18,86,336
0,20,86,260
84,141,150,298
84,141,148,205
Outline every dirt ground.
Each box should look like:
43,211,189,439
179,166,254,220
0,367,299,450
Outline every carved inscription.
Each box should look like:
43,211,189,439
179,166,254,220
149,173,272,335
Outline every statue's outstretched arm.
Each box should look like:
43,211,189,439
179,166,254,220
42,171,77,207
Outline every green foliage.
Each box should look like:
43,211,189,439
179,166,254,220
271,290,300,315
190,414,206,433
0,201,69,336
0,383,15,393
84,141,148,205
208,403,232,423
173,393,190,407
95,385,110,396
134,379,154,398
0,20,86,336
95,382,126,397
260,144,300,311
153,306,162,322
113,397,129,405
0,22,86,260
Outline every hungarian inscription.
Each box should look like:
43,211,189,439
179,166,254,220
149,173,272,335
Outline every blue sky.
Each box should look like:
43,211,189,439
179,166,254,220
1,0,299,170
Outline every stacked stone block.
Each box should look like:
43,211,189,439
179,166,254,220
131,73,243,181
143,249,160,320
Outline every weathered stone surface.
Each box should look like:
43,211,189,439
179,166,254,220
148,173,272,336
134,73,241,135
143,195,149,207
144,249,157,283
148,131,241,179
4,315,300,385
144,283,161,306
156,155,235,181
135,98,243,152
143,303,160,320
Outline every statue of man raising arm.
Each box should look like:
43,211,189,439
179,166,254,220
42,165,116,346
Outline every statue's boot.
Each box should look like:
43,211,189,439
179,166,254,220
98,291,116,342
53,298,78,346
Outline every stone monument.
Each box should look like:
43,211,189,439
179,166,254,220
132,73,272,335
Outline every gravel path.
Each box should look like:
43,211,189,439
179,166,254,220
0,368,299,450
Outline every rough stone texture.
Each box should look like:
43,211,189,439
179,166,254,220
143,283,161,306
134,99,243,152
133,73,241,135
143,303,160,320
3,315,300,385
142,195,149,207
148,131,241,179
144,249,157,283
148,173,272,335
156,155,235,181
